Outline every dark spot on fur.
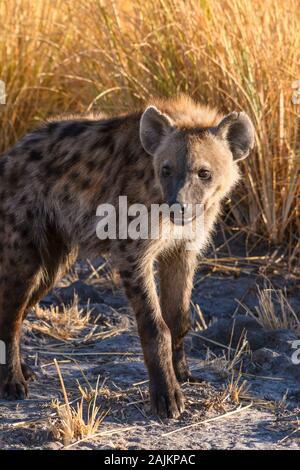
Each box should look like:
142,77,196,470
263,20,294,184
47,122,60,134
123,279,131,292
89,133,115,154
118,179,127,195
21,227,30,238
131,285,142,296
62,185,71,203
70,171,80,180
26,209,33,220
64,194,71,204
7,213,16,225
27,240,36,250
120,270,132,278
9,257,17,267
29,149,43,161
124,145,140,165
47,164,61,178
48,139,59,154
139,291,148,302
13,240,20,250
119,241,127,252
86,160,96,171
135,169,145,179
43,186,50,198
101,184,108,194
68,151,81,167
14,279,24,289
59,122,89,139
0,159,6,176
81,179,92,191
88,116,126,153
19,194,27,204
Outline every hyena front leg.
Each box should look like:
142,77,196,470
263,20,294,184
116,246,184,418
159,246,198,382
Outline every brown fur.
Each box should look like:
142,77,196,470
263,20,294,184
0,94,254,418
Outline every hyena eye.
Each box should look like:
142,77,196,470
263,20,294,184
198,168,212,180
161,165,172,177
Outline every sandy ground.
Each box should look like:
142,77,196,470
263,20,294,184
0,237,300,450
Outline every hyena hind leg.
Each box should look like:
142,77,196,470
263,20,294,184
159,247,199,383
20,245,78,383
0,246,42,399
24,246,78,316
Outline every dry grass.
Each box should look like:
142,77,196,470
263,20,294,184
224,370,249,405
28,294,128,347
192,302,209,331
279,415,300,443
32,295,93,341
274,393,300,443
86,258,121,292
196,325,251,378
0,0,299,254
51,359,107,446
203,369,249,411
240,282,300,333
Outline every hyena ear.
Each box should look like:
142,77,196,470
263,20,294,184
140,106,174,156
216,112,255,161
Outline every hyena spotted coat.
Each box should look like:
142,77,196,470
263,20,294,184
0,95,254,418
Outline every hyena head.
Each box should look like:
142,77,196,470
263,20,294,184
139,103,255,221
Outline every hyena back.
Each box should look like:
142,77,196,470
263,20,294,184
0,95,254,417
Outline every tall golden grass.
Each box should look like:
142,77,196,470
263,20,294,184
0,0,299,255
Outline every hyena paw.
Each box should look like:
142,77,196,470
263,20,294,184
21,361,37,382
21,362,37,382
150,382,185,419
0,371,28,400
175,364,203,384
174,364,192,383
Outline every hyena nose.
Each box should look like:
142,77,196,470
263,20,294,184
168,199,185,213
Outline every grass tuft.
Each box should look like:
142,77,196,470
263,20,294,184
32,295,92,341
51,359,107,446
241,282,300,333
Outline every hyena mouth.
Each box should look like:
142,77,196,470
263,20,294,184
170,213,196,226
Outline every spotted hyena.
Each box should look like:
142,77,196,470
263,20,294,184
0,95,254,418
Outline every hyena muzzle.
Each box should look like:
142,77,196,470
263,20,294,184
0,95,254,418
